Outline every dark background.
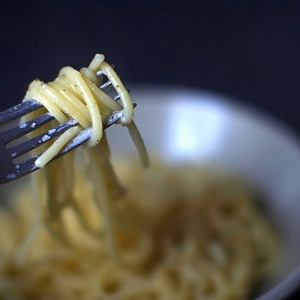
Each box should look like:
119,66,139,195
1,1,300,299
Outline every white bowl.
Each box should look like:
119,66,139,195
108,85,300,299
2,85,300,299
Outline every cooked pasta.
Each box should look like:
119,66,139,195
15,54,148,261
0,159,279,299
23,53,146,168
0,55,279,299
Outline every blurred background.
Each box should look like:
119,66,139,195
1,0,300,298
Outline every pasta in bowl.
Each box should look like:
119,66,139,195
111,85,300,300
1,82,300,299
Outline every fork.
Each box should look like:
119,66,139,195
0,87,130,184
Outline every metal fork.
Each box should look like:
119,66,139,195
0,87,130,184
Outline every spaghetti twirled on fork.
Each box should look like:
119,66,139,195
23,53,147,168
17,54,148,259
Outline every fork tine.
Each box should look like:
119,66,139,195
1,113,54,143
39,107,129,159
1,104,130,184
5,156,39,182
8,119,78,159
8,107,126,174
0,100,42,125
100,80,112,90
2,120,109,183
113,88,130,101
55,127,92,158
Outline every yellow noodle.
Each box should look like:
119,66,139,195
23,54,140,167
0,54,279,299
15,54,147,262
0,160,279,299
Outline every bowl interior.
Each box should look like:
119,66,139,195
108,85,300,299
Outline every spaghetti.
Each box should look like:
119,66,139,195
23,53,146,168
0,160,279,299
18,54,147,259
0,55,279,299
